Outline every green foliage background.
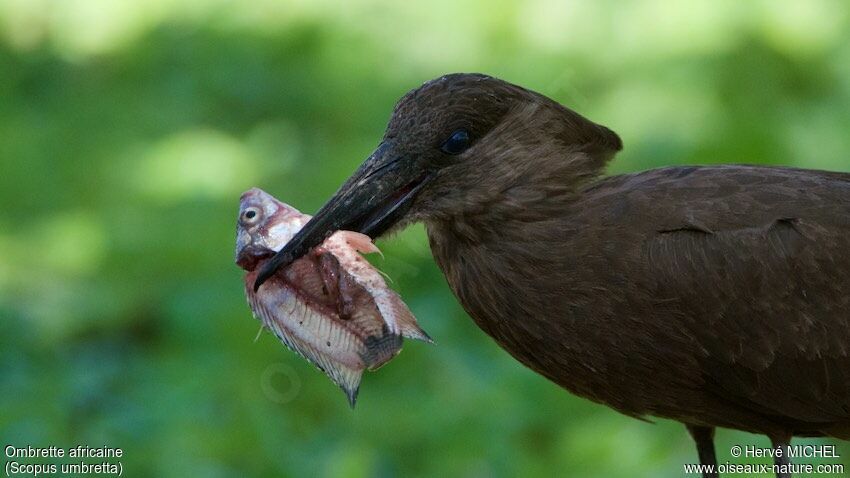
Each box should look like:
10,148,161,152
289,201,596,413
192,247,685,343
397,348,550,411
1,1,849,476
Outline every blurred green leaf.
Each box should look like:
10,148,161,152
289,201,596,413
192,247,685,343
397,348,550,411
1,1,849,477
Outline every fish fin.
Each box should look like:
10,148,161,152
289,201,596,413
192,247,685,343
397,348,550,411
345,384,360,408
338,231,383,257
360,330,404,370
400,320,433,344
383,292,432,343
248,285,365,405
375,268,394,284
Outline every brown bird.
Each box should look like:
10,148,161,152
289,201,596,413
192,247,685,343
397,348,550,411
254,73,850,477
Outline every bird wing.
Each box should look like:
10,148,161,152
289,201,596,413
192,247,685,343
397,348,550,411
639,166,850,429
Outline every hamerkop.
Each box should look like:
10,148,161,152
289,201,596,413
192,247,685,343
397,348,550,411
255,73,850,477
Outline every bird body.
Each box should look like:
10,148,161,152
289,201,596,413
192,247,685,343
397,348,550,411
427,164,850,440
254,73,850,476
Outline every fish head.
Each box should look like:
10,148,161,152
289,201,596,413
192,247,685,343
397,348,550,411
235,188,308,271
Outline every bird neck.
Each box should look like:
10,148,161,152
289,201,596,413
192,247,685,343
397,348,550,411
425,209,581,377
424,184,586,317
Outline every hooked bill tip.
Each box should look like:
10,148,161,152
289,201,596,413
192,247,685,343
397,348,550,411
253,256,280,291
252,275,264,292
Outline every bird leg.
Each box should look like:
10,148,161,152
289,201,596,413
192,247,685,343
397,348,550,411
770,435,792,478
686,425,718,478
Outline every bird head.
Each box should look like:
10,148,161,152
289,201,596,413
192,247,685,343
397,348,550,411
254,73,621,290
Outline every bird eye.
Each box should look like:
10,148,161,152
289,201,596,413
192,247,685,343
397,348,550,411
242,207,261,223
441,129,471,155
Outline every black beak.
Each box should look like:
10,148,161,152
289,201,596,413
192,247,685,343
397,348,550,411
253,142,430,291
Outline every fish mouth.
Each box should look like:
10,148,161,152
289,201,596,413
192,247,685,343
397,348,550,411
236,244,276,271
253,142,431,291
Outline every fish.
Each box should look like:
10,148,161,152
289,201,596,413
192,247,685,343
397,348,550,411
235,188,431,406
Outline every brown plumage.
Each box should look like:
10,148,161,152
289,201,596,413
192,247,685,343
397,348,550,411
254,73,850,477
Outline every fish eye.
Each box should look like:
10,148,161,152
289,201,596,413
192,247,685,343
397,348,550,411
242,207,261,223
441,129,471,155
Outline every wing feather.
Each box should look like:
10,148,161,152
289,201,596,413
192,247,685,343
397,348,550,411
642,167,850,428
